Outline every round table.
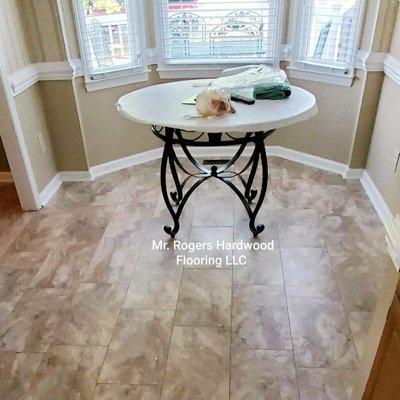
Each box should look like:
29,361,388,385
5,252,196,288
117,80,317,237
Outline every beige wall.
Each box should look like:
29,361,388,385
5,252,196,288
17,0,67,63
0,0,31,74
349,71,385,169
390,7,400,59
366,76,400,216
365,6,400,216
269,73,366,164
14,84,58,192
0,137,10,172
40,80,88,171
72,74,160,167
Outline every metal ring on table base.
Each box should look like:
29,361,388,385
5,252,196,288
153,126,276,237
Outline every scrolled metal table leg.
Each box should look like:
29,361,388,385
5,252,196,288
248,132,269,236
169,151,183,205
160,128,180,237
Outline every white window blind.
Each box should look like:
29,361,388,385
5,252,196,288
157,0,283,65
293,0,364,72
74,0,145,80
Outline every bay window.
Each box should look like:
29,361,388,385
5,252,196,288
73,0,148,91
72,0,368,89
153,0,284,77
289,0,365,86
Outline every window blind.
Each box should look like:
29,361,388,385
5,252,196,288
74,0,143,79
158,0,282,65
294,0,363,71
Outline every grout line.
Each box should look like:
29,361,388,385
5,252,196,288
89,282,131,400
279,240,302,400
228,208,235,400
157,189,196,400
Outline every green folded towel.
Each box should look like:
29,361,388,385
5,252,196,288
253,84,292,100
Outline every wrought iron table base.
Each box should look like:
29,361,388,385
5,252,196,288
152,126,275,237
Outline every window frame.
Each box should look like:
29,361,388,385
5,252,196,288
153,0,286,79
288,0,366,87
72,0,150,91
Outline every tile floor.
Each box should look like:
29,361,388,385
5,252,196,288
0,157,391,400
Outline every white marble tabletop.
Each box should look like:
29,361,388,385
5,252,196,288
117,79,318,133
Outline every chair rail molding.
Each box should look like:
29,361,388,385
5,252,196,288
7,50,391,95
356,50,387,71
8,60,84,97
383,54,400,86
8,65,39,97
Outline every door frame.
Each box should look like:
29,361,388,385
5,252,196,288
0,54,41,211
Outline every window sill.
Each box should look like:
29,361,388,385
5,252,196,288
84,70,150,92
287,67,355,87
157,66,228,80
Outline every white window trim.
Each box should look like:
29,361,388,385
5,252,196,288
72,0,150,91
288,0,367,87
153,0,286,80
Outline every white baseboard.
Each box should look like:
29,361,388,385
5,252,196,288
345,168,364,180
39,174,62,206
360,170,394,223
268,146,349,177
177,145,349,177
59,171,93,182
90,148,163,180
36,146,394,227
0,171,13,183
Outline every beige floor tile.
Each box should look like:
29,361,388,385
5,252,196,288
348,310,374,359
232,284,292,350
297,367,354,400
99,310,174,385
0,158,390,399
161,325,230,400
281,247,339,298
0,301,16,326
269,158,306,181
307,183,357,217
270,178,313,210
104,203,154,244
54,283,128,346
49,170,129,209
0,251,50,302
233,244,284,285
83,236,140,283
0,351,43,400
231,349,299,400
30,242,98,288
187,226,234,267
123,255,183,310
175,268,231,327
288,297,358,368
93,384,160,400
26,345,107,400
11,206,113,254
277,209,325,247
0,208,33,258
192,190,234,227
321,214,378,259
0,288,72,352
332,254,382,312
